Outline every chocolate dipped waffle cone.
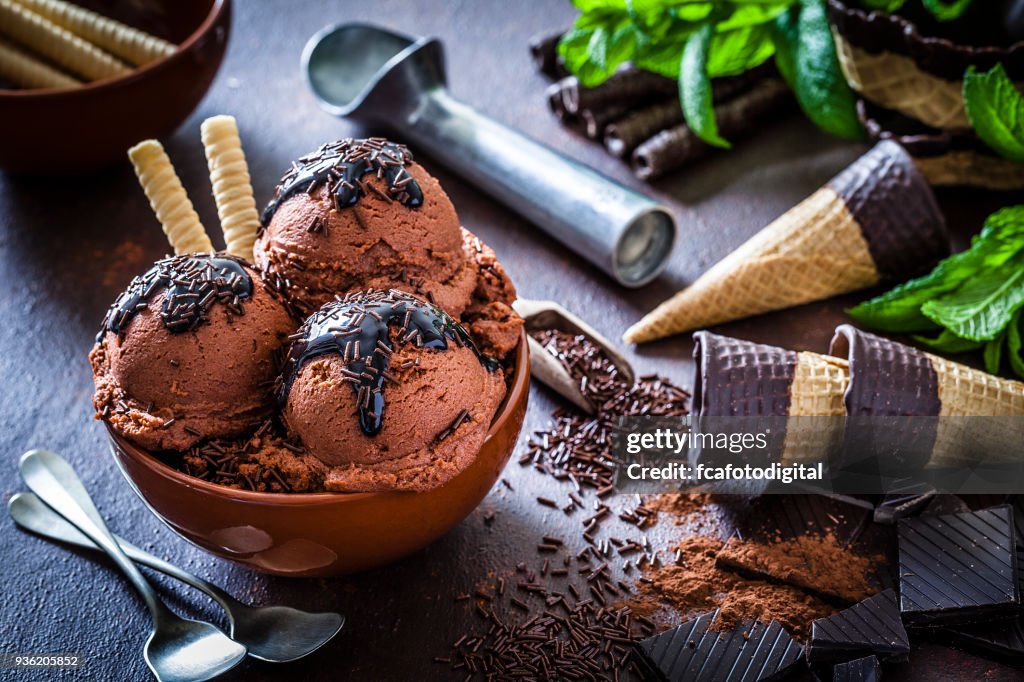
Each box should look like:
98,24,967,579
832,31,968,130
624,141,948,343
827,0,1024,132
830,325,1024,467
693,331,848,466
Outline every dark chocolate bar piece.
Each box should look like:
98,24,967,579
946,617,1024,662
806,589,909,664
740,494,872,546
832,655,881,682
897,505,1019,625
873,480,936,525
636,610,804,682
922,494,970,517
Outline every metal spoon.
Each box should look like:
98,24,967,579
302,22,676,288
9,492,344,663
513,299,636,414
18,450,247,682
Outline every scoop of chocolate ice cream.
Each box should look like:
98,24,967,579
91,254,296,451
254,138,478,318
279,289,506,492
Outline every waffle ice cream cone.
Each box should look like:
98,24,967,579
832,31,968,130
830,325,1024,467
914,151,1024,191
624,141,948,344
693,332,848,467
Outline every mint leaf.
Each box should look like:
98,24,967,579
849,205,1024,332
914,329,983,354
858,0,905,10
680,21,731,148
707,23,776,78
921,251,1024,341
984,333,1005,374
771,0,865,141
1008,309,1024,379
964,63,1024,163
921,0,973,21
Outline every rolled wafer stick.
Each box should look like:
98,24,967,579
561,67,677,114
0,0,128,81
631,77,792,180
624,141,949,344
201,115,261,262
546,79,574,123
529,30,565,80
13,0,176,66
691,331,848,471
830,325,1024,467
580,102,633,139
604,66,778,157
0,35,79,88
128,140,213,255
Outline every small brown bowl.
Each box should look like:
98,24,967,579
108,331,530,577
0,0,230,174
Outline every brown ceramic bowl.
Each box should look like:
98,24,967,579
107,331,529,577
0,0,230,174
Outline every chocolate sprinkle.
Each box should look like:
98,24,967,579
101,254,252,338
279,289,496,436
261,138,423,225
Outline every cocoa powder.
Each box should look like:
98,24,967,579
634,534,838,638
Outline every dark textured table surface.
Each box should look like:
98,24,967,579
1,1,1020,680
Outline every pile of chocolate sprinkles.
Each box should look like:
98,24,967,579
443,548,655,680
260,137,423,227
521,329,689,492
101,254,252,337
180,420,303,493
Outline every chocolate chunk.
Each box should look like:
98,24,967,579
873,480,936,525
897,505,1019,625
832,655,882,682
806,589,910,664
636,610,804,682
946,616,1024,662
922,494,970,517
740,494,872,546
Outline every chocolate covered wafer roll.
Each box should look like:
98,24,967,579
830,325,1024,467
630,77,792,181
605,65,779,158
693,331,848,467
561,67,677,115
529,30,566,80
580,103,632,139
624,141,949,343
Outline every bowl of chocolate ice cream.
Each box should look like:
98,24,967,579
106,329,527,577
95,136,528,576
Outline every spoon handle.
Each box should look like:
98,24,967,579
8,492,238,613
18,450,169,619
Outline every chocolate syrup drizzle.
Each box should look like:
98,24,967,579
261,138,424,226
101,254,252,338
279,289,497,436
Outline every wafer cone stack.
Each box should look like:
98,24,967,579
693,331,848,466
624,141,947,344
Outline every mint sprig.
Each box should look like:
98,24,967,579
856,0,973,21
964,63,1024,164
558,0,863,147
849,205,1024,378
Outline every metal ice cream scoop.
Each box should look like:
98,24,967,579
302,23,676,287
